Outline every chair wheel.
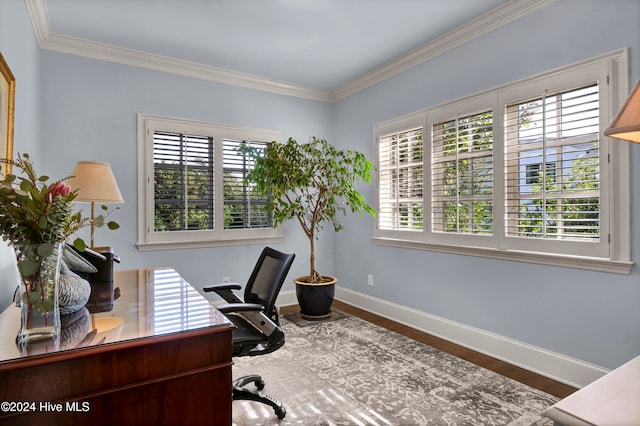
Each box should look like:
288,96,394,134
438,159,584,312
255,378,265,390
275,406,286,419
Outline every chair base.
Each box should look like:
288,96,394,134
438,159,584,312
233,374,286,420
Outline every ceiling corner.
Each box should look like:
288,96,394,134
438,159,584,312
26,0,558,104
332,0,560,101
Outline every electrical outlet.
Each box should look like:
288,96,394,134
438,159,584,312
223,276,230,283
367,274,374,287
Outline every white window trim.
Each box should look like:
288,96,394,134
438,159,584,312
373,49,632,274
137,114,283,251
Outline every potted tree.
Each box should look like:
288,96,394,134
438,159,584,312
244,137,375,319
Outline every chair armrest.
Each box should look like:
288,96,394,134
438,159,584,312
203,283,242,292
216,303,264,314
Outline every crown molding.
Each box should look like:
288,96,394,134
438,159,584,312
25,0,51,43
24,0,334,102
26,0,557,103
332,0,559,101
43,32,335,102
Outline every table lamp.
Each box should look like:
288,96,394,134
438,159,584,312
67,161,124,248
604,77,640,143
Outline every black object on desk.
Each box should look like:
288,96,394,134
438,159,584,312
74,246,121,313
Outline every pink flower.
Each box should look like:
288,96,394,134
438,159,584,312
46,182,71,202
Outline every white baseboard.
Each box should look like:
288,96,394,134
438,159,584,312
276,289,298,308
279,288,609,389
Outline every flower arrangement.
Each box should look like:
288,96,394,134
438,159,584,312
0,153,119,344
0,153,83,250
0,153,119,252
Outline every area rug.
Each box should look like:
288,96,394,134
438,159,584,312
231,315,557,425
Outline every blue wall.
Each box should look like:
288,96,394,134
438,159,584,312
0,0,41,310
1,0,639,371
39,52,335,295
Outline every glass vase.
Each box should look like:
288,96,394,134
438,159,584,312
14,242,63,346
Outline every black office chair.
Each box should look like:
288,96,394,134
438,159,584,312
204,247,295,420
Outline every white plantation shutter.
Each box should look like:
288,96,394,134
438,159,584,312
505,83,600,241
222,139,272,229
153,131,215,232
432,111,493,235
139,114,282,249
378,126,424,231
372,52,629,272
153,133,273,232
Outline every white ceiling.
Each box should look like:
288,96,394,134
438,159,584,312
30,0,555,101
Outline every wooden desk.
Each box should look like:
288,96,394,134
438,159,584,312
0,268,234,425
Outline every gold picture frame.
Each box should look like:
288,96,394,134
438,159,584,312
0,52,15,175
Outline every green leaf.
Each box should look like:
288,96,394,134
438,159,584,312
17,260,38,277
73,238,86,252
24,291,42,305
19,180,33,192
40,299,55,313
107,221,120,230
94,215,105,228
38,215,48,229
37,243,55,257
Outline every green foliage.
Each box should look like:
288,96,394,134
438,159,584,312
438,112,494,234
243,137,375,282
153,162,215,231
0,153,119,253
0,153,81,247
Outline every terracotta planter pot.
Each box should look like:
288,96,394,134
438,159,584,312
294,276,337,320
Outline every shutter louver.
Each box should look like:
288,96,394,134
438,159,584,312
223,139,272,229
432,111,493,235
153,131,214,232
505,83,600,241
378,127,424,231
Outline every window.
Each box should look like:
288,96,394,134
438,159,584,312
525,163,557,185
153,131,215,232
222,139,272,230
374,50,631,273
138,114,281,250
378,126,424,231
432,109,494,236
505,84,600,242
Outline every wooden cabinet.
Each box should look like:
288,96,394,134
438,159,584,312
0,268,234,425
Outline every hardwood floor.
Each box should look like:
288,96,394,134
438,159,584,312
281,301,578,399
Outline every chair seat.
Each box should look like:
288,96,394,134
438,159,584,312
227,314,265,344
227,313,285,357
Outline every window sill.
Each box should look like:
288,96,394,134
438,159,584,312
137,236,283,252
372,237,634,275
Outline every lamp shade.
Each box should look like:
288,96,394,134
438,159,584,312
67,161,124,203
603,77,640,143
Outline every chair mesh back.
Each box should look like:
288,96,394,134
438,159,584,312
245,248,295,316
